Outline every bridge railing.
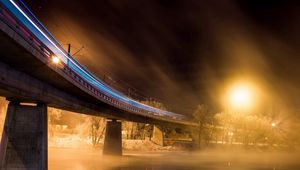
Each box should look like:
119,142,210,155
10,0,152,102
0,0,189,122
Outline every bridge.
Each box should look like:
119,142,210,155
0,0,198,169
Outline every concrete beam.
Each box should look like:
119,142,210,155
103,119,122,156
0,60,196,127
0,16,198,127
0,101,47,170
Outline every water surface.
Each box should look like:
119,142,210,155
49,148,300,170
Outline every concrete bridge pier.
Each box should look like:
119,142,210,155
0,101,48,170
191,129,200,149
103,119,122,156
151,126,164,146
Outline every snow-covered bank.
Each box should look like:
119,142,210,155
48,135,181,151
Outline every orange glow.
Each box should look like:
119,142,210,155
224,80,259,111
52,56,60,64
229,84,252,108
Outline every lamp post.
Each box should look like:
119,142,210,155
271,122,276,146
225,82,256,145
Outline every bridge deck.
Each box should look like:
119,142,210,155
0,0,198,128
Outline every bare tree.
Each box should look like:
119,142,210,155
48,107,62,137
90,116,106,147
193,104,215,148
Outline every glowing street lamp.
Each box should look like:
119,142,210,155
271,123,276,127
227,82,255,111
52,56,60,64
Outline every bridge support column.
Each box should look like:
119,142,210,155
103,119,122,156
191,129,200,149
0,101,47,170
151,126,164,146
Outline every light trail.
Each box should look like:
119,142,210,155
1,0,186,119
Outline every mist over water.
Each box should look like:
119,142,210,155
0,97,300,170
49,148,300,170
1,0,300,169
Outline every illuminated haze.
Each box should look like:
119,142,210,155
24,0,300,116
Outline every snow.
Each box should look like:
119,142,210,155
48,135,179,151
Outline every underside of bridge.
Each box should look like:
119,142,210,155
0,3,198,168
0,28,195,167
0,18,195,128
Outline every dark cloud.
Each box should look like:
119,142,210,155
23,0,300,115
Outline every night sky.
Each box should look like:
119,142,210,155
23,0,300,115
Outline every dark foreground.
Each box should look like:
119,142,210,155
49,148,300,170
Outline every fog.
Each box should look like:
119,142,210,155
2,0,300,169
21,0,300,116
49,148,300,170
1,97,300,169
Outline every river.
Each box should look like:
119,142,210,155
49,147,300,170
